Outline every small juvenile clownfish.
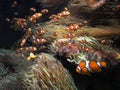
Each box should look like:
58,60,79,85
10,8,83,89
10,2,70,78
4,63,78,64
20,38,26,46
57,10,70,17
76,60,108,75
20,53,25,59
49,14,57,19
29,13,42,22
63,33,75,38
6,18,10,22
49,15,60,21
24,28,32,39
81,20,88,26
15,18,27,28
11,1,18,7
15,48,24,54
57,7,70,17
37,28,45,35
41,9,49,14
25,46,37,52
53,32,58,37
62,10,70,16
66,24,80,32
30,7,36,12
39,46,46,51
101,39,113,45
33,38,46,45
80,46,90,52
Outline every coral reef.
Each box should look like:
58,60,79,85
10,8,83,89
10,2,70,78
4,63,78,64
67,0,120,26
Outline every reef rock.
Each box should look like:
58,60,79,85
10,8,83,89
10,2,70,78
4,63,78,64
0,49,32,90
68,0,120,26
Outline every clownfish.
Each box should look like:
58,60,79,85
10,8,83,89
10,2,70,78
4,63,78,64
41,9,49,14
15,18,27,28
53,32,58,37
33,38,46,45
23,28,32,39
29,13,42,22
76,60,108,75
101,39,113,45
36,29,45,35
66,24,80,32
79,46,90,52
25,46,37,52
11,1,18,7
63,33,75,38
30,7,36,12
57,10,70,17
20,53,25,59
20,38,26,46
57,7,70,17
15,48,24,54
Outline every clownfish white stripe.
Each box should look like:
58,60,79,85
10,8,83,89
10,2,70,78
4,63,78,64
30,18,33,21
85,61,91,72
77,65,81,71
76,60,108,75
36,39,40,42
33,15,37,18
97,62,101,67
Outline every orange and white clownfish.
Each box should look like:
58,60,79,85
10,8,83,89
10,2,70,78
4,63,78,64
63,33,75,38
57,7,70,17
25,46,37,52
53,32,58,37
30,7,36,12
101,39,113,45
36,28,45,35
57,10,70,17
15,48,24,54
66,24,80,32
76,60,108,75
33,38,46,45
20,38,27,46
29,13,42,22
41,9,49,14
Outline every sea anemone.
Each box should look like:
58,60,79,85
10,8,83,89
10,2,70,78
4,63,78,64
50,36,120,75
20,53,77,90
